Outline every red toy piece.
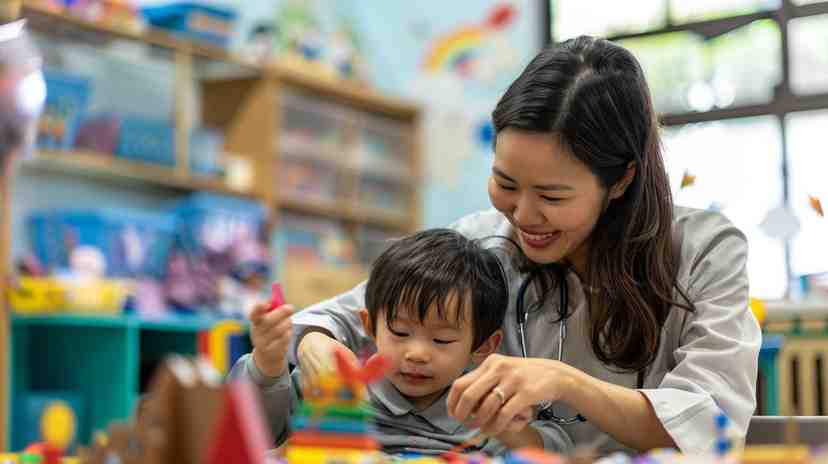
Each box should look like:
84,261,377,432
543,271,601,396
334,348,390,385
287,431,380,450
205,381,273,464
267,282,285,312
22,442,62,464
42,444,62,464
23,442,46,455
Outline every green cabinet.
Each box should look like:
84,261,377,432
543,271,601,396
9,313,248,450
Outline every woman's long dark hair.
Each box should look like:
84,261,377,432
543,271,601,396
492,36,693,372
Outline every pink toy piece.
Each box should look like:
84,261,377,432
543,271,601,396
267,282,285,312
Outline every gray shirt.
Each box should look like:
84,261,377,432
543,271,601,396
287,206,761,455
229,354,573,456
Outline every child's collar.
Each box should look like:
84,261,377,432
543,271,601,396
367,377,465,434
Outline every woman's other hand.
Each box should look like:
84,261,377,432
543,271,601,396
448,354,573,436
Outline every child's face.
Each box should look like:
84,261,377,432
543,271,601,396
367,298,497,410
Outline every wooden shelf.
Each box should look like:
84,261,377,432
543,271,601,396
21,2,419,121
270,64,419,121
21,2,257,67
11,312,244,332
20,150,258,199
280,151,414,187
279,194,410,231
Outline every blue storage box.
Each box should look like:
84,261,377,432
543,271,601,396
173,193,267,253
38,69,92,150
165,194,269,312
26,209,176,278
117,116,175,166
141,3,237,48
13,391,85,453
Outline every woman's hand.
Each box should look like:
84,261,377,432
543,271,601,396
296,330,359,383
447,354,572,437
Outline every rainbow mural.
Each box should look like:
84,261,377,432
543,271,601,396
421,3,516,76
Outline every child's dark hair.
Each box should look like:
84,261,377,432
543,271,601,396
364,228,508,350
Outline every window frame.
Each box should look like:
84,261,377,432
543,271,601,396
546,0,828,295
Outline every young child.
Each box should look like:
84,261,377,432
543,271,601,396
229,228,572,456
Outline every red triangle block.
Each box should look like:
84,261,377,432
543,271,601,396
205,381,273,464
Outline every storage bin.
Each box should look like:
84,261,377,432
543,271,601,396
38,69,91,150
26,209,176,278
141,3,236,48
116,116,175,166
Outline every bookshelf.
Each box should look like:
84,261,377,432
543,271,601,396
1,2,420,450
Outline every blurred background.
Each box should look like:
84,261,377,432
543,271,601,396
1,0,827,453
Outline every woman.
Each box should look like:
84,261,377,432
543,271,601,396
285,36,760,454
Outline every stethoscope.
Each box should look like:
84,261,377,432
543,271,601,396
515,265,586,425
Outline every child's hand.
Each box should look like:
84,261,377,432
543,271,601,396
250,301,294,378
297,331,358,385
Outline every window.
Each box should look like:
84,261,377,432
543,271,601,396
705,20,781,107
663,118,786,298
619,33,705,114
786,110,828,275
789,14,828,95
550,0,828,298
669,0,780,23
552,0,665,41
619,20,781,115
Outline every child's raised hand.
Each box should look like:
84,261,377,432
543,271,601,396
250,300,294,378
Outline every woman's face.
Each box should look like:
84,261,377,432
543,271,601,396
488,129,610,270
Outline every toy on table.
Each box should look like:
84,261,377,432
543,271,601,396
205,381,272,464
76,356,218,464
715,413,733,458
285,347,389,464
18,400,76,464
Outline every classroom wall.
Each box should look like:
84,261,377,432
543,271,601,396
140,0,543,227
12,0,542,265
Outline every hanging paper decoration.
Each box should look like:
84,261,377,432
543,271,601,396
759,206,801,241
808,195,824,218
680,169,696,189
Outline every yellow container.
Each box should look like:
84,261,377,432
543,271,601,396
7,277,66,314
63,278,132,315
